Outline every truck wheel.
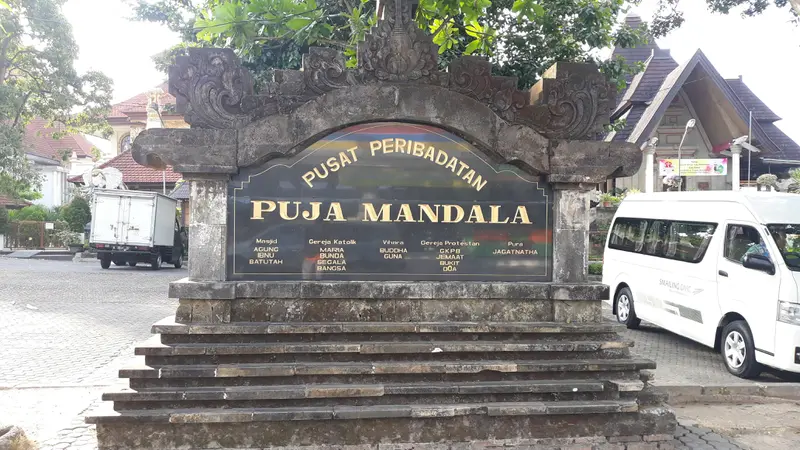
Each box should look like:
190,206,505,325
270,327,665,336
722,321,762,379
113,260,125,266
151,253,162,270
128,262,137,267
100,256,111,269
174,254,183,269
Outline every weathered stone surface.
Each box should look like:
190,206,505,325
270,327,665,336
187,178,228,282
552,187,591,283
131,128,238,174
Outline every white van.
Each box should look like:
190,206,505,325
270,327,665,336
602,191,800,378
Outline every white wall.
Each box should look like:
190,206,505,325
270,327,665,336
33,164,69,208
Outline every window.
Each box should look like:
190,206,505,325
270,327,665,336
725,225,766,263
664,222,716,263
768,224,800,272
644,220,668,256
610,217,717,264
609,218,648,253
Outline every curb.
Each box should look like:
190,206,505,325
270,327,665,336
655,382,800,404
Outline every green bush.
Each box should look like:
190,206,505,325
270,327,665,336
11,205,49,222
588,263,603,275
60,196,92,233
0,206,9,234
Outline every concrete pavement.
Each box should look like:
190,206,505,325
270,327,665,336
0,258,796,449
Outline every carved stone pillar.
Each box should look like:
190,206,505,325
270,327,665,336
552,183,592,283
187,175,228,281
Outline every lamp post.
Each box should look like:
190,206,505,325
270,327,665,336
677,119,696,191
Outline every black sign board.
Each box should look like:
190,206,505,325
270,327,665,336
228,122,552,281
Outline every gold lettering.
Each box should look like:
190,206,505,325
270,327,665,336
279,201,302,220
382,138,394,153
313,165,329,180
466,205,487,223
472,175,488,192
413,142,425,157
396,138,407,154
445,156,458,172
442,205,465,223
394,204,415,222
369,140,382,156
326,157,340,172
424,146,436,162
511,206,532,224
363,203,391,222
435,150,449,165
462,169,475,184
302,202,322,221
418,204,439,223
346,146,358,162
456,161,469,176
301,171,315,188
489,205,509,224
324,202,346,222
251,200,276,220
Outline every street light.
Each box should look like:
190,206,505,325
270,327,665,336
677,119,696,191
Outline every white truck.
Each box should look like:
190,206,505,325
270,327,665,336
89,189,186,270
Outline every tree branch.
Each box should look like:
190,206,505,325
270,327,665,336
12,91,31,127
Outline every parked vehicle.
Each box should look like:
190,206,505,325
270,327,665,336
89,189,186,270
602,191,800,378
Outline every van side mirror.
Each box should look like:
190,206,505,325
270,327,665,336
743,254,775,275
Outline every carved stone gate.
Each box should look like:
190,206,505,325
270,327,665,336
86,1,674,448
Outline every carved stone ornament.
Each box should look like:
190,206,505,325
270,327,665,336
166,0,615,141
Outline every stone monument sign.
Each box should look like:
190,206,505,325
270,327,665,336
86,1,675,448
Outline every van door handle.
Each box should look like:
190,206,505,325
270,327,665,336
718,270,728,277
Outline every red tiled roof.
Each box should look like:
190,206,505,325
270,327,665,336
109,83,176,119
23,118,95,161
0,193,31,208
97,150,181,184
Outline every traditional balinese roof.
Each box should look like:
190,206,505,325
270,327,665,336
108,83,177,123
0,193,31,209
23,118,95,162
608,17,800,163
169,181,189,200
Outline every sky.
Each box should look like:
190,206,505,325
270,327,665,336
62,0,800,144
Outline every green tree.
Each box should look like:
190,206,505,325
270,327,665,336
0,205,9,234
131,0,798,93
1,0,113,201
59,196,91,233
12,204,49,222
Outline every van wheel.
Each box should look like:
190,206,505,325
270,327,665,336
722,321,762,379
173,254,183,269
151,253,162,270
615,287,641,329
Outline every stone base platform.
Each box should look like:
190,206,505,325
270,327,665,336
86,281,676,449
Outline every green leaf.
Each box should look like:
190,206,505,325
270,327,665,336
464,39,481,55
286,17,313,31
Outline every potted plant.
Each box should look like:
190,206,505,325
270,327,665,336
58,229,84,253
663,175,682,191
599,193,618,208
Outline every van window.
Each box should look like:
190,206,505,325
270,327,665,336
725,225,766,263
664,222,717,263
644,220,668,256
609,218,648,253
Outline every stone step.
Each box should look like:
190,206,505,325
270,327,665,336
103,379,608,402
152,317,624,336
134,336,633,357
86,399,639,424
119,358,656,379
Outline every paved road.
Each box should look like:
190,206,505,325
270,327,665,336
0,258,786,449
0,258,183,449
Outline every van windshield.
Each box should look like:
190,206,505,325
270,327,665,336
767,224,800,271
